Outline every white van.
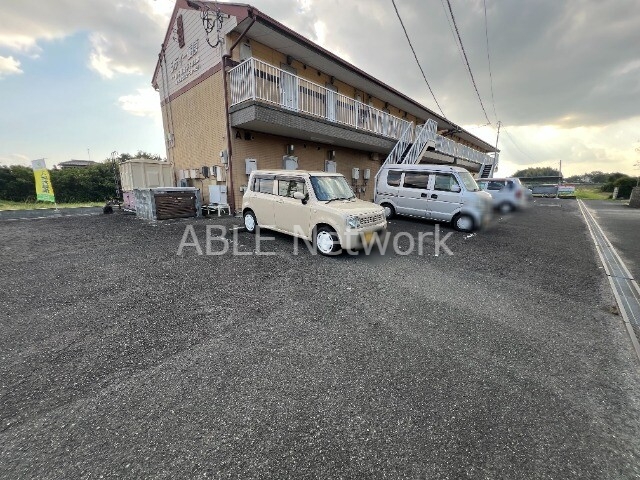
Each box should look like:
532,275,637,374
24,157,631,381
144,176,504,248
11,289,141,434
374,164,492,232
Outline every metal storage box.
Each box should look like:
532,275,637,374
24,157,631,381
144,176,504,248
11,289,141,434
120,159,174,191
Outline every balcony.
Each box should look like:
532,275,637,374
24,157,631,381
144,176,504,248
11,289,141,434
228,58,413,153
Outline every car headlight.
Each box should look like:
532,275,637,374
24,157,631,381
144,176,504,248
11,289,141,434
346,215,360,229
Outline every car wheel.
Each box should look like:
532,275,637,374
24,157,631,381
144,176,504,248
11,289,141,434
314,227,341,256
498,202,514,214
381,203,396,219
453,214,474,232
244,210,258,234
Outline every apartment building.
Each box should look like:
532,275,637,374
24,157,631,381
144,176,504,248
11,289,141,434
152,1,498,211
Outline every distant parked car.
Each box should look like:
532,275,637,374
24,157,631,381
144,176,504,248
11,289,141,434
476,177,528,213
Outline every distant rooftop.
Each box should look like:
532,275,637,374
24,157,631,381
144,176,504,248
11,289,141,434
58,160,97,168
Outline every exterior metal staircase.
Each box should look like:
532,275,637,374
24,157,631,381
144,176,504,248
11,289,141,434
401,119,438,165
478,153,498,178
377,118,497,181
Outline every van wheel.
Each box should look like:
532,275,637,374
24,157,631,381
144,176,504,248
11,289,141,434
381,203,395,219
244,210,258,234
314,227,341,256
453,214,474,232
498,202,514,214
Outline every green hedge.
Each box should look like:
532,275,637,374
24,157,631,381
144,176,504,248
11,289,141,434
0,163,118,203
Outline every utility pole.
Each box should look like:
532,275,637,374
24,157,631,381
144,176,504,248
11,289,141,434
556,159,562,199
493,121,501,174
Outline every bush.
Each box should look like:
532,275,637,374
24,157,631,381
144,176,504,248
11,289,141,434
0,163,118,203
613,176,638,199
601,174,632,194
0,166,37,201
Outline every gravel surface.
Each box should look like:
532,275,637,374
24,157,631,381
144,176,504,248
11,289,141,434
1,199,639,479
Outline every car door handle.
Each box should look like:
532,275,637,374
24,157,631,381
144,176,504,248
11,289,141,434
421,193,428,198
431,194,438,199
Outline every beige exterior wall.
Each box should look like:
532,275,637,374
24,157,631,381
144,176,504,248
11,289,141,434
161,70,229,203
230,131,382,211
160,29,488,211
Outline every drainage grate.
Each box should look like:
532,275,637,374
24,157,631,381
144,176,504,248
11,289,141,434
579,200,640,362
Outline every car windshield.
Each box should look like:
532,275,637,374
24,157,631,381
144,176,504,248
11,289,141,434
310,175,355,201
458,171,480,192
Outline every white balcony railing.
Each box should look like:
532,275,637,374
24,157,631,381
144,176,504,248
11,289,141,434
229,57,413,141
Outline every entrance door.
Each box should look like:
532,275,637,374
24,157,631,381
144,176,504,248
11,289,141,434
326,83,338,122
427,173,463,221
396,171,431,218
280,64,298,111
274,177,310,237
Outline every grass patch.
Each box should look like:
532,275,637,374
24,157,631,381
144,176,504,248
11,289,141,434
0,200,104,211
574,186,610,200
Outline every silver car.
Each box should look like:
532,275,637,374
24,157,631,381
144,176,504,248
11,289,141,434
374,164,492,232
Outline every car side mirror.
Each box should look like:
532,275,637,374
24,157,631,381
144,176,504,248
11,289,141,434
293,191,306,201
451,184,461,193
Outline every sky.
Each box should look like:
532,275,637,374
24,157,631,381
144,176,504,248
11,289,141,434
0,0,639,177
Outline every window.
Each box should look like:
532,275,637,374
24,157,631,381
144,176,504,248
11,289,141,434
403,172,430,190
433,174,460,192
278,178,307,197
325,160,337,173
487,181,506,191
252,176,274,194
387,170,402,187
310,175,354,201
458,171,480,192
240,42,252,61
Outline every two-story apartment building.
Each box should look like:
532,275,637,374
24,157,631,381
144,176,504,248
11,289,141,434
152,0,498,212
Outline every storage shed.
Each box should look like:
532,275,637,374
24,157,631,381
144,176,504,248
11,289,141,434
120,158,174,210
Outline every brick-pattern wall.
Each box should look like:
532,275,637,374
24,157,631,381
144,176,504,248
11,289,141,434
161,70,228,203
230,131,383,211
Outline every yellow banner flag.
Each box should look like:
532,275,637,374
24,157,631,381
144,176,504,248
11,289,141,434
31,159,56,203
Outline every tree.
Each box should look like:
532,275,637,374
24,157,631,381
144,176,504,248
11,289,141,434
0,166,37,201
609,176,636,198
512,167,561,178
113,151,162,163
0,151,163,203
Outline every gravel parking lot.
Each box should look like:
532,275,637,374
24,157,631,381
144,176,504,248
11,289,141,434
1,199,639,479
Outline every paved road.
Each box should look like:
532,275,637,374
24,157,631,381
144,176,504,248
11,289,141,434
0,206,103,221
1,200,639,478
582,200,640,281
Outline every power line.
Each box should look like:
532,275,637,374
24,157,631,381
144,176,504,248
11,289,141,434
482,0,498,122
391,0,447,119
444,0,492,125
502,128,537,163
439,0,466,72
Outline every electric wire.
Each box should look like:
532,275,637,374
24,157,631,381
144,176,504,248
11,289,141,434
439,0,467,74
483,0,498,122
391,0,447,119
502,128,537,163
444,0,492,125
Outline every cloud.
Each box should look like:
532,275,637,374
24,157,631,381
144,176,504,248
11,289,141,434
1,0,638,174
0,0,170,78
0,56,23,78
118,87,162,123
0,153,31,167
